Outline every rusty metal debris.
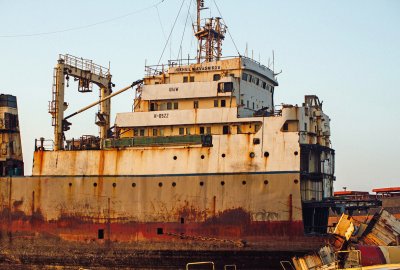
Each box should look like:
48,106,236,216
291,209,400,270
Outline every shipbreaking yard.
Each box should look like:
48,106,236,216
1,0,400,269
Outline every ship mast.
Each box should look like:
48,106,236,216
195,0,226,63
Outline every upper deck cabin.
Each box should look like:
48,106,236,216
114,57,279,139
136,56,278,117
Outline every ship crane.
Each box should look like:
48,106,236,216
49,54,142,150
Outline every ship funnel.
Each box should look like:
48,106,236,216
0,94,24,176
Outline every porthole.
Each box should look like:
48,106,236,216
159,182,163,187
264,180,269,185
294,151,299,156
68,182,72,187
201,155,205,159
264,151,269,157
172,182,176,187
294,179,299,184
221,181,225,186
112,183,117,187
242,180,247,185
93,182,98,187
132,183,136,187
200,181,204,186
221,153,226,158
249,152,255,158
173,156,177,160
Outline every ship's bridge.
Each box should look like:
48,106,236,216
137,56,278,119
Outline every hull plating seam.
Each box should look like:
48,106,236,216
27,170,300,178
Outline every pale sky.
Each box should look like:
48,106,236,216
0,0,399,192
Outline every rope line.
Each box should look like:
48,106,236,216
212,0,241,56
0,0,166,38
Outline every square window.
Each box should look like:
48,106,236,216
186,127,191,135
193,100,199,109
242,73,248,81
150,102,156,111
190,76,195,82
133,128,138,136
213,74,221,81
173,102,178,109
200,127,205,134
183,76,188,83
221,100,226,107
167,102,172,110
159,129,164,136
98,229,104,239
283,123,289,131
179,127,184,135
139,129,145,136
153,129,158,136
223,125,229,134
206,127,212,134
214,100,219,107
224,82,233,92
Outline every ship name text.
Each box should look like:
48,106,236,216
173,65,221,73
154,113,169,119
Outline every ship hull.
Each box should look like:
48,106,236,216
0,172,327,268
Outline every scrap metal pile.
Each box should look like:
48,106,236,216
291,209,400,270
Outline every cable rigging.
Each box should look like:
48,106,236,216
153,0,186,75
212,0,241,57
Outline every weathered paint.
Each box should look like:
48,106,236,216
0,173,326,268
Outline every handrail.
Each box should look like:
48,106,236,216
144,55,274,76
59,54,110,77
186,261,215,270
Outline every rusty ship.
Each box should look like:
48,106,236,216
0,1,348,269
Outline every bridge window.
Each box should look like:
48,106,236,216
248,74,253,82
262,81,267,89
200,126,205,134
179,127,184,135
183,76,188,83
221,100,226,107
218,82,233,93
139,129,145,136
190,76,195,82
167,102,172,110
173,102,178,109
242,73,248,81
213,74,221,81
150,102,156,111
214,100,218,107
